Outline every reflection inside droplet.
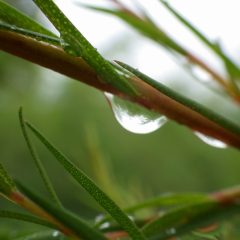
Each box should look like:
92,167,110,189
194,132,227,149
94,214,110,229
190,65,212,82
99,222,110,230
105,93,168,134
166,228,176,235
94,214,105,224
52,231,60,237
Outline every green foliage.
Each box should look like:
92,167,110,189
33,0,137,96
14,231,67,240
0,0,56,36
116,61,240,135
19,108,62,208
25,121,146,240
83,5,186,55
87,1,240,99
0,210,55,229
17,182,107,240
0,0,60,45
1,0,240,239
0,21,60,45
159,0,240,90
0,162,15,196
143,202,240,240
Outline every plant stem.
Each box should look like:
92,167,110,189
211,185,240,205
8,190,80,240
1,30,240,149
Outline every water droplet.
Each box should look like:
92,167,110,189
189,65,212,82
52,231,60,237
105,93,168,134
166,228,176,236
94,214,105,224
60,38,79,57
194,132,227,149
99,222,110,230
128,215,135,221
10,25,16,30
94,214,110,229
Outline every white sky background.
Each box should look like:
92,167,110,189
39,0,240,117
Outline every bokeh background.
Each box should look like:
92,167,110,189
1,0,240,238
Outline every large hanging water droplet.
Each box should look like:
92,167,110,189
105,93,168,134
194,132,227,149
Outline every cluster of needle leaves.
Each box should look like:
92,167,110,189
88,0,240,101
1,0,240,239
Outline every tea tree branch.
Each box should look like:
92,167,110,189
1,30,240,149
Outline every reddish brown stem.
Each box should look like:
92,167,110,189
8,191,80,239
1,30,240,149
211,185,240,205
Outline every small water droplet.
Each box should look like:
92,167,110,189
105,93,168,134
189,65,212,82
99,221,110,230
128,215,135,221
94,214,110,229
194,132,227,149
166,228,176,236
10,25,16,30
94,214,105,224
60,38,79,57
52,231,60,237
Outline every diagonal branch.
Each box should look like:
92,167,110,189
1,30,240,149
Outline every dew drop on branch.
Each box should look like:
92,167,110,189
94,214,110,230
95,214,105,224
60,37,80,57
52,231,62,239
194,132,227,149
105,93,168,134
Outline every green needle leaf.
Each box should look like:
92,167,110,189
33,0,137,96
142,201,240,240
26,122,146,240
17,182,107,240
0,162,16,196
0,0,56,37
96,193,209,228
125,193,209,213
13,231,66,240
19,108,62,208
159,0,240,83
84,5,187,55
0,22,60,46
0,210,56,229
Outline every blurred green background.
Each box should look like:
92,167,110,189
1,0,240,238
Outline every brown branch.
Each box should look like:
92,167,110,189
1,30,240,149
9,191,80,239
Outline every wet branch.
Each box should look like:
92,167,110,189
1,30,240,149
